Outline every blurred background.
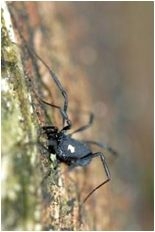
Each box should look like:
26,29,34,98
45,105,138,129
52,2,154,230
5,1,153,230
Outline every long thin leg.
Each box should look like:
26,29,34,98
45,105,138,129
13,25,69,127
38,97,72,131
33,87,71,130
80,152,111,205
69,112,94,136
30,49,69,125
83,140,118,156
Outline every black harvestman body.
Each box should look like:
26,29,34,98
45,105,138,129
18,31,118,204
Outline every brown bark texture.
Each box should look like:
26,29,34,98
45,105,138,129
1,1,140,231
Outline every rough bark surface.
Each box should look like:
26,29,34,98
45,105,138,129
2,2,114,230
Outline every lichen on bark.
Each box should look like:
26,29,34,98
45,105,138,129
2,6,42,231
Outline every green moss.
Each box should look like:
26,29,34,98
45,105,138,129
2,10,41,230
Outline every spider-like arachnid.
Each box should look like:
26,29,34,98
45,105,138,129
26,42,118,204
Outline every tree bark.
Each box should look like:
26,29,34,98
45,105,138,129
2,2,114,230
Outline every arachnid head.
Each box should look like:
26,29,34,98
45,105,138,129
42,126,59,140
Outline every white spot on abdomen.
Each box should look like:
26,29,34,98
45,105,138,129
67,144,75,153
